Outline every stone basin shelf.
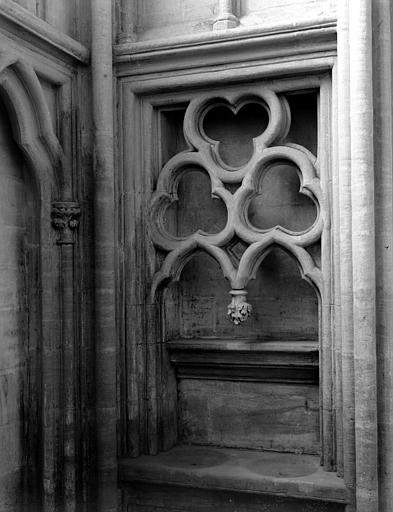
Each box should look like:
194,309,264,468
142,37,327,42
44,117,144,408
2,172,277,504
119,445,349,512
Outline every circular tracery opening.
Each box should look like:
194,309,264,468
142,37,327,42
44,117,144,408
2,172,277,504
163,166,228,238
247,161,317,233
202,101,269,169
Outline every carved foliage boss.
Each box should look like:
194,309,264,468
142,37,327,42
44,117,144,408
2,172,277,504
149,87,324,324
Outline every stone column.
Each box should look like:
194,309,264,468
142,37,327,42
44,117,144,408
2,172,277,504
349,0,378,510
51,201,81,511
337,0,355,505
372,1,393,511
91,0,118,510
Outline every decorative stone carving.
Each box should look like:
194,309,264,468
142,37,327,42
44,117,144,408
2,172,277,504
149,87,324,323
51,201,81,244
227,290,252,325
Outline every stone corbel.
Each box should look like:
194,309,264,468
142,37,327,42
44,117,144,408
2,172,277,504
227,290,252,325
51,201,81,244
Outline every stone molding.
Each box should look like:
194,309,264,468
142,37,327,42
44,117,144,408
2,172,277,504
115,17,336,76
51,201,81,244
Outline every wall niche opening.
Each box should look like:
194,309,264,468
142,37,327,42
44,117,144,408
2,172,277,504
159,106,188,168
120,83,336,512
284,91,318,156
164,248,320,455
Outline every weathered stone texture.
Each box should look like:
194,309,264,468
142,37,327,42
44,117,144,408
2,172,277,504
2,1,393,512
0,98,28,512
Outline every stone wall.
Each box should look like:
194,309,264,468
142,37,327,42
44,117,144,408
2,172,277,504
0,2,93,511
0,98,31,512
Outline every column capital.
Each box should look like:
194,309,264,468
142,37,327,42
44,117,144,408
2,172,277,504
51,201,81,244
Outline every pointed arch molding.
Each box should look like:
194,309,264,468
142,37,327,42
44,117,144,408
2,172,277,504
150,88,324,323
0,55,65,196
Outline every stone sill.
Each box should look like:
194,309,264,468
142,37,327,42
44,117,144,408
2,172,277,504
119,445,349,505
167,338,319,384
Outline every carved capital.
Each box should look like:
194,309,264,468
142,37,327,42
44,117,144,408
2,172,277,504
227,290,252,325
51,201,81,244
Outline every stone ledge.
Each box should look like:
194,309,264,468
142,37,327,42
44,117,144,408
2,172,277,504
119,445,349,509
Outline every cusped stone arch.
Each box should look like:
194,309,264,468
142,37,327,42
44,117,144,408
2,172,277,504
235,236,323,298
151,240,236,300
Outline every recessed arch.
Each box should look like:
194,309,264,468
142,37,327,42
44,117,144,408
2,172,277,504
0,55,68,509
0,57,64,197
236,236,322,295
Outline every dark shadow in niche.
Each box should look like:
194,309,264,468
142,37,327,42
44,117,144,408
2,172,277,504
159,106,188,168
285,92,318,156
306,241,321,269
164,251,230,340
247,247,318,341
248,161,317,232
203,102,268,168
163,166,227,238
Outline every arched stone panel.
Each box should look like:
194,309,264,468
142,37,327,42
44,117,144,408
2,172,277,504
0,93,39,512
0,55,77,510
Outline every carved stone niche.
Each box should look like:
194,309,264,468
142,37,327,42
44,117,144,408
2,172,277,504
148,85,324,451
120,78,344,512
